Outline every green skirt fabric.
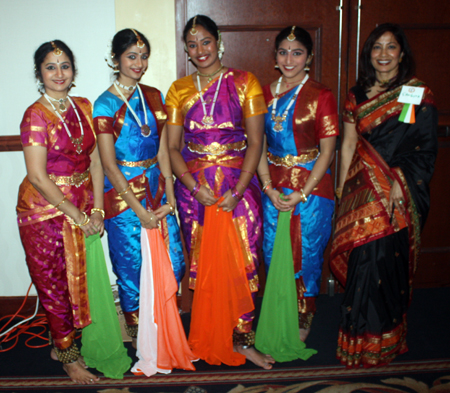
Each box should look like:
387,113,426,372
81,233,131,379
255,209,317,362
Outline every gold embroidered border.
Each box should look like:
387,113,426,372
268,150,318,167
116,156,157,168
49,169,90,187
188,140,246,155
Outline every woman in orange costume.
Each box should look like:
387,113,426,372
166,15,274,369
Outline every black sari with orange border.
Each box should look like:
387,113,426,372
330,78,438,368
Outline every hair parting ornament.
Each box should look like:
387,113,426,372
287,26,296,42
190,16,198,35
131,28,145,48
51,41,63,56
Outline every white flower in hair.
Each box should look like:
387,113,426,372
104,40,117,70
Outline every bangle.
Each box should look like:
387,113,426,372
236,179,247,191
241,169,254,176
335,187,343,199
73,212,90,227
190,182,201,197
180,170,189,179
259,173,270,177
231,186,243,201
118,185,131,197
262,179,272,192
53,196,67,209
312,176,319,183
299,188,308,203
166,201,175,215
263,184,272,194
91,208,105,219
165,175,173,181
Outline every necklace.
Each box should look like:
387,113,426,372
46,95,68,112
197,63,224,83
376,75,397,88
44,94,84,154
113,83,150,136
115,79,137,92
271,74,309,132
196,72,224,125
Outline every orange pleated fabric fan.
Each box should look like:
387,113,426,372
188,201,254,366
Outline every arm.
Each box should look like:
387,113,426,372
23,145,98,237
167,123,218,206
283,136,337,208
97,133,159,229
154,125,176,220
219,113,264,211
88,145,105,235
337,121,358,198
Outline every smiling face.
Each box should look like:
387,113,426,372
371,31,403,81
185,25,221,73
40,51,74,98
276,39,311,83
117,44,149,85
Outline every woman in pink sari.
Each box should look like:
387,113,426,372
16,41,127,383
166,15,274,369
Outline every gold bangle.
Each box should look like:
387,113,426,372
118,185,131,197
73,212,90,227
299,188,308,203
91,208,105,219
262,179,272,191
312,176,319,183
53,196,67,209
166,201,176,215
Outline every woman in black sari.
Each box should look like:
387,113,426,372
330,23,438,368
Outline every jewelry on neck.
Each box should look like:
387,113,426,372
113,83,150,137
115,79,137,92
287,26,296,42
46,95,68,112
196,63,224,83
376,74,397,87
271,74,309,132
44,94,84,154
196,72,224,125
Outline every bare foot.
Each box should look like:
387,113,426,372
63,361,100,384
299,328,311,342
51,349,88,369
235,346,275,369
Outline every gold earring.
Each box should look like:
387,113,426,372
274,64,279,69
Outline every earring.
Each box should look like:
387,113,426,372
69,81,76,89
188,56,191,60
274,64,279,69
36,79,44,93
304,64,310,72
399,57,403,63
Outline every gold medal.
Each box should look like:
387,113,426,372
202,115,214,125
141,124,151,136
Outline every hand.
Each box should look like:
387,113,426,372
266,188,291,211
153,203,172,220
282,192,304,209
139,210,160,229
195,185,219,206
218,189,238,212
389,180,406,216
90,212,105,236
74,212,99,238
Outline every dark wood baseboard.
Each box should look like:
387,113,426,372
0,296,44,319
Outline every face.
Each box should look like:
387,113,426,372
370,31,403,80
186,25,220,72
40,51,74,97
276,39,311,82
117,44,149,84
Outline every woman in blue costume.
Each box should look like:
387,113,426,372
256,26,339,349
93,28,184,342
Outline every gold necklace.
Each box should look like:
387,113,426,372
197,63,224,83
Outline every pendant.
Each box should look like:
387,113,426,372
71,136,84,154
272,116,285,132
141,124,151,136
202,115,214,125
59,103,66,112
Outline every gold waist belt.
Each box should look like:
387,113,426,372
49,169,90,187
188,140,247,155
116,157,157,168
268,149,319,167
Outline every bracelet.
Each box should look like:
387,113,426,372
166,201,176,215
335,187,343,199
165,175,173,181
231,186,243,201
180,170,189,179
263,184,272,194
91,208,105,219
299,188,308,203
53,196,67,209
262,179,272,192
312,176,319,183
190,182,201,197
241,169,254,176
236,179,247,191
73,212,90,227
259,173,270,177
118,185,131,197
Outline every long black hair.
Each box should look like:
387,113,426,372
357,23,415,91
